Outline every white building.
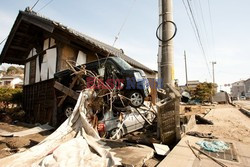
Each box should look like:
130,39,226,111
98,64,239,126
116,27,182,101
231,80,246,99
0,75,23,88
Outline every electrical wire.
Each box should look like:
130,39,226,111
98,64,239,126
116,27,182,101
112,0,137,47
31,0,41,10
103,0,137,66
37,0,55,12
207,0,216,61
0,36,7,46
198,0,210,53
186,0,212,78
181,0,199,47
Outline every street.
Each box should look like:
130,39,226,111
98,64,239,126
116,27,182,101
159,104,250,167
234,100,250,110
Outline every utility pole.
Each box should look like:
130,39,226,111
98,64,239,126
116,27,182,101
157,0,181,144
158,0,174,88
184,51,188,87
212,61,216,83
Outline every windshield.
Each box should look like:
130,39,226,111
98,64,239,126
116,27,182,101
112,57,132,70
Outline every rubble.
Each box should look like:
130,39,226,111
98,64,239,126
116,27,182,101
195,114,214,125
0,62,159,166
0,89,121,166
186,131,217,139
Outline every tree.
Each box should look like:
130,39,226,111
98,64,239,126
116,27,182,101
6,66,24,75
189,82,216,103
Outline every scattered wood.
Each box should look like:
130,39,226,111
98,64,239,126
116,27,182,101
54,81,79,101
57,76,78,107
185,140,200,160
192,146,228,167
195,115,214,125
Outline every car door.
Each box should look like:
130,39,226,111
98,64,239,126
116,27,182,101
123,112,137,133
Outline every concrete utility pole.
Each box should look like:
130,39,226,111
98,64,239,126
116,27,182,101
158,0,174,88
212,61,216,83
184,51,188,87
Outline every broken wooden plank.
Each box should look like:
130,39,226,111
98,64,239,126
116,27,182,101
192,146,228,167
57,76,78,107
54,81,79,101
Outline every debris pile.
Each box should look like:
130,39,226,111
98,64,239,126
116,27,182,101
0,89,121,166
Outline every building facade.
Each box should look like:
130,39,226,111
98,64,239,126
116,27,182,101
0,9,156,125
244,79,250,99
231,80,246,99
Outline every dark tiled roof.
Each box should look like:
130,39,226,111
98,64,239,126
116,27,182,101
21,10,155,74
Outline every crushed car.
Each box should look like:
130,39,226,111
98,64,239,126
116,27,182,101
54,56,154,139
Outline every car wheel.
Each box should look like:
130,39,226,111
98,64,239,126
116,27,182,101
109,128,123,140
128,91,144,108
64,105,74,118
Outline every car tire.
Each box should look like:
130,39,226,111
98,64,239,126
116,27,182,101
63,105,74,118
128,91,144,108
109,128,123,140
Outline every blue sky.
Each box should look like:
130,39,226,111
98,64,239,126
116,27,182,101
0,0,249,91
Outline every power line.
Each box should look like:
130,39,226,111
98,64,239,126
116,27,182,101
104,0,137,65
186,0,212,78
0,36,7,46
207,0,216,61
37,0,55,12
198,0,210,54
31,0,41,10
112,0,137,47
181,0,199,48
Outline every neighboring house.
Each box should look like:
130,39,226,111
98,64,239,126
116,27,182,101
186,80,200,91
0,75,24,88
178,80,200,94
244,78,250,99
231,80,245,99
0,9,156,125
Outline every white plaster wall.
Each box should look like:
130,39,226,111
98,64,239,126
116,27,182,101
76,51,86,65
47,48,57,79
24,62,30,85
35,56,40,83
41,54,49,81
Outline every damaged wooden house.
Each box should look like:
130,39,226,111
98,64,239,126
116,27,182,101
0,9,156,125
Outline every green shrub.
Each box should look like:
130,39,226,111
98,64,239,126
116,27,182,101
0,87,23,109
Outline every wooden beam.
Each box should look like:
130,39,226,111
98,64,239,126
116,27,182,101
16,32,32,39
10,45,27,51
54,81,79,101
22,14,54,33
57,76,78,107
5,55,25,61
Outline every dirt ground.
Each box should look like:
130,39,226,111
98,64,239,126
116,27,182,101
1,104,249,163
0,122,52,158
193,104,250,143
180,104,214,116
